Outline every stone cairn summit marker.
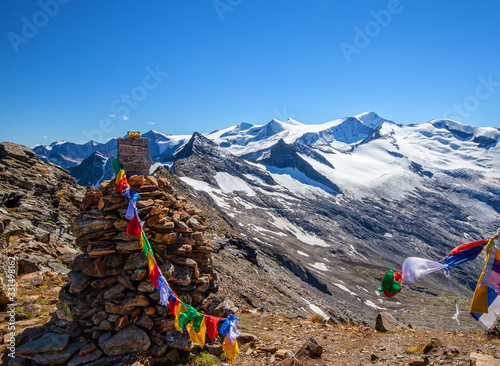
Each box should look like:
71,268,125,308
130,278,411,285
11,134,232,365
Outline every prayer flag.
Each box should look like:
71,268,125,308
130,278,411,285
175,301,187,331
442,240,486,267
158,276,170,306
110,158,122,174
402,257,447,282
126,215,141,236
470,285,500,331
378,270,403,298
222,336,240,365
480,244,500,291
187,317,207,348
205,315,221,342
178,303,199,330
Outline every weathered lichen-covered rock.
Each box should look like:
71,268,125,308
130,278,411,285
14,171,219,365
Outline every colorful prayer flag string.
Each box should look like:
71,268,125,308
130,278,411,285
377,234,500,331
111,159,240,364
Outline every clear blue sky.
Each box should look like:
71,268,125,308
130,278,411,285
1,0,499,147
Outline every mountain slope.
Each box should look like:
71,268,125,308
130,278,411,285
172,143,495,329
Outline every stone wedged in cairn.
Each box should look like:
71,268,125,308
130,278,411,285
12,174,223,365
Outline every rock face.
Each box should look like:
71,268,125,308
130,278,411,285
260,139,340,193
0,142,84,310
68,151,113,187
14,172,220,365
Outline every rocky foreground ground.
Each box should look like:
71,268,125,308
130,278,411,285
227,314,500,366
3,278,500,366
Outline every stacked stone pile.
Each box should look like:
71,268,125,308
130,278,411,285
12,174,234,365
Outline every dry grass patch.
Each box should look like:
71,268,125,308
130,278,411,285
309,314,325,323
405,343,426,354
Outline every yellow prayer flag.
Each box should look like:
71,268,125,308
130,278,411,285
186,318,207,348
175,302,187,331
115,169,126,185
470,266,489,314
140,234,147,252
222,336,240,365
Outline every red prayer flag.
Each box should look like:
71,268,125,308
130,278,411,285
448,240,487,257
149,264,161,289
205,315,221,342
118,176,128,194
169,297,178,315
126,215,142,236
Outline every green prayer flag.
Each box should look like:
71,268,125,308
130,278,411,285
111,158,122,175
378,270,402,294
178,303,199,330
192,313,204,333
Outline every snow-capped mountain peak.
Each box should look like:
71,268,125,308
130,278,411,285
354,111,394,128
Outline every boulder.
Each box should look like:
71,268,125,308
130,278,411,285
120,292,150,307
375,311,398,332
68,272,92,293
469,352,500,366
124,252,147,270
130,269,147,281
137,281,155,293
17,271,44,288
201,293,222,315
165,348,180,362
23,304,41,318
0,142,36,162
213,297,238,317
295,337,323,359
26,341,87,365
103,283,126,300
104,302,134,315
205,341,223,356
16,333,70,355
116,241,142,252
136,313,154,330
237,333,258,344
276,349,293,359
82,259,110,278
68,349,102,366
165,328,195,351
101,325,151,356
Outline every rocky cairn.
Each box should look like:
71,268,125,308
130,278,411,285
13,174,228,365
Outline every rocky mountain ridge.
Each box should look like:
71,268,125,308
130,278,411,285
0,142,85,311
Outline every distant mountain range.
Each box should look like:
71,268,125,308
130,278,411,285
33,111,500,326
33,112,500,208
